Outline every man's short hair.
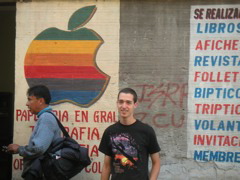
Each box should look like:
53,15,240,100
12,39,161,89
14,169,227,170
118,88,138,103
27,85,51,104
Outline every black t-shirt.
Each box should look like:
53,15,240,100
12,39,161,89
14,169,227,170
99,120,160,180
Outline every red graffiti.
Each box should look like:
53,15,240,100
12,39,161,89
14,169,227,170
16,109,37,121
13,158,24,170
75,110,88,122
64,126,100,141
135,83,188,128
136,83,187,108
85,161,102,174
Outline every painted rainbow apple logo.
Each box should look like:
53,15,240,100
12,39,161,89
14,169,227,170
24,5,110,107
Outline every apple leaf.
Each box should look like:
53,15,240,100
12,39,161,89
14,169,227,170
68,5,97,31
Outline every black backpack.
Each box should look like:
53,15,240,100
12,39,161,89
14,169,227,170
41,112,91,180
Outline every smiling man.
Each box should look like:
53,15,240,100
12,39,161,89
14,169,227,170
99,88,161,180
7,85,61,180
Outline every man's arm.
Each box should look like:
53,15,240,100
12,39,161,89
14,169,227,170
101,155,112,180
149,152,160,180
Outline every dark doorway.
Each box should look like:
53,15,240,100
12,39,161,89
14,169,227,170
0,2,16,180
0,93,14,180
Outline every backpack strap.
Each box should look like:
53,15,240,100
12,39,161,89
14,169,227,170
45,111,70,138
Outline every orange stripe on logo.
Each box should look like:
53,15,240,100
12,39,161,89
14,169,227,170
26,40,102,54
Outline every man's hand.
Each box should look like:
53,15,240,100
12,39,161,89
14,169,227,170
7,144,20,154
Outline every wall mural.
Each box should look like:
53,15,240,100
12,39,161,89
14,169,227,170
15,1,119,179
24,5,110,107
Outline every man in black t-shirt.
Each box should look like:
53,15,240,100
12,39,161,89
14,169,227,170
99,88,160,180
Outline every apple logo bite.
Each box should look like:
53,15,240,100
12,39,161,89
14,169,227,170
24,5,110,107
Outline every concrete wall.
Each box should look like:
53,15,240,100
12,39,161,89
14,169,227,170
120,0,240,179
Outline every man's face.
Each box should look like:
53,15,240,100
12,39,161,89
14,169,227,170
117,93,137,119
26,95,42,115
